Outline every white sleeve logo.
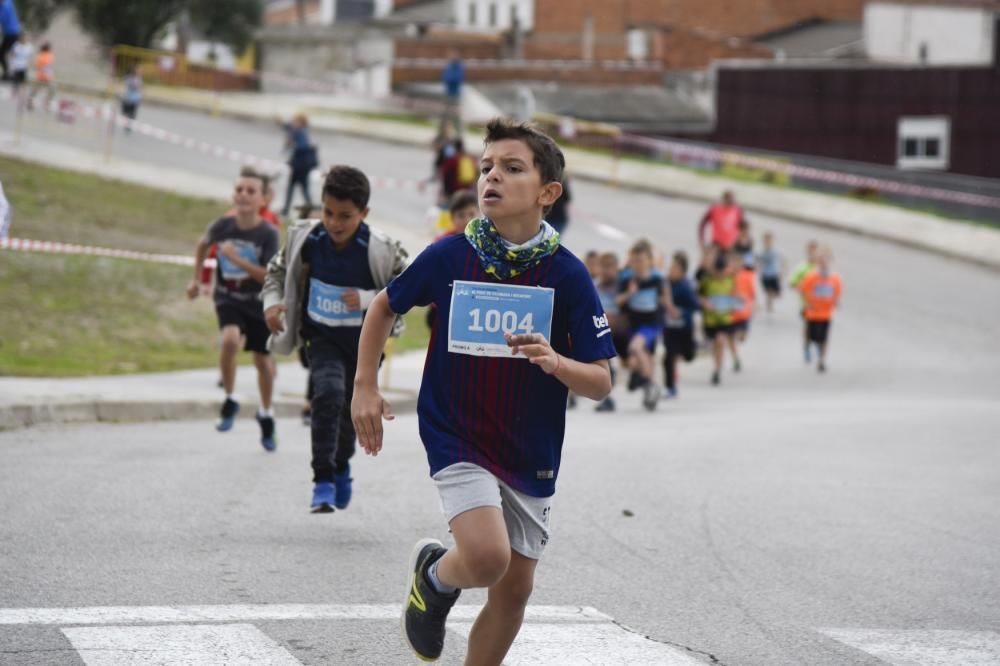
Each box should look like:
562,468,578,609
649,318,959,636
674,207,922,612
592,314,612,338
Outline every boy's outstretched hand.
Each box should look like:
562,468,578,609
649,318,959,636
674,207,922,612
505,332,560,375
351,387,395,456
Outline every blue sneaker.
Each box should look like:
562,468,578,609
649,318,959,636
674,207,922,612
256,413,277,452
216,398,239,432
594,397,616,412
333,465,353,510
311,481,335,513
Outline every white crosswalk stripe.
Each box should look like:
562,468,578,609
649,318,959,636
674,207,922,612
62,624,301,666
0,603,704,665
821,628,1000,665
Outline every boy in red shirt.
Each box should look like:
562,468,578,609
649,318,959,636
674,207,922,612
798,245,842,373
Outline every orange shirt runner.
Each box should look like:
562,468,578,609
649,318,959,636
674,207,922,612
799,270,842,321
731,267,756,322
35,51,54,82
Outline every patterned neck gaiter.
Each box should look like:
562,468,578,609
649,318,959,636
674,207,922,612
464,217,561,280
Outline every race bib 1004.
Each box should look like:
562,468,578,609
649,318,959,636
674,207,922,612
448,280,554,358
307,279,362,327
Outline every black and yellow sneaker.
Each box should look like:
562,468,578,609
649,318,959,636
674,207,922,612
401,538,460,662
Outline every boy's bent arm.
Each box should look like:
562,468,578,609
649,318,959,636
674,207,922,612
352,289,397,456
505,333,612,401
187,239,210,298
556,357,612,402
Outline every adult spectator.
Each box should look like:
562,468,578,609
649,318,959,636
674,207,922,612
278,113,318,216
698,190,746,251
0,0,21,81
441,48,464,134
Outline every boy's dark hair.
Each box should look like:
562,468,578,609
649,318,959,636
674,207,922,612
238,166,269,192
672,250,689,274
323,165,370,210
448,189,478,215
483,117,564,185
629,238,653,257
585,250,599,261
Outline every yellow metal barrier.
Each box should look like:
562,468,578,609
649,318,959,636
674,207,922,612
109,44,257,96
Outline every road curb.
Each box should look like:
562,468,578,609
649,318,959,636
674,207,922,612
0,393,418,432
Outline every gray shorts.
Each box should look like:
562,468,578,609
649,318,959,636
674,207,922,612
432,462,552,560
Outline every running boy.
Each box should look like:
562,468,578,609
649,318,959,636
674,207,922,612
789,240,819,362
730,252,756,349
187,169,279,450
798,245,842,373
263,166,408,513
593,251,624,412
663,251,700,398
757,231,783,313
698,247,737,386
616,239,668,410
352,118,614,664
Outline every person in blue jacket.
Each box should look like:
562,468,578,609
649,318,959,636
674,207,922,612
0,0,22,81
441,49,464,133
278,113,317,216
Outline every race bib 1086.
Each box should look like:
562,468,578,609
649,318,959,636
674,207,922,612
448,280,554,358
307,279,363,327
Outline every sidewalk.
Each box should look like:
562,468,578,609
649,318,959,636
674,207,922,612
0,351,425,431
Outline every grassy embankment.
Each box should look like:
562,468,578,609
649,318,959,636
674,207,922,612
0,156,428,376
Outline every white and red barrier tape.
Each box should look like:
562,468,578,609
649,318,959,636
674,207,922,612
5,84,998,211
0,237,213,267
616,133,1000,210
2,88,432,194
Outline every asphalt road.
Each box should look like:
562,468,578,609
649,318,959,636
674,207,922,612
1,97,999,665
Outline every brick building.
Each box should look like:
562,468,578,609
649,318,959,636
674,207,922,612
525,0,866,65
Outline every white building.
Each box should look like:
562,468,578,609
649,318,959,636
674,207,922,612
864,1,999,65
453,0,534,32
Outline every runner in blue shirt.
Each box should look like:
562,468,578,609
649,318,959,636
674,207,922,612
352,118,614,664
263,167,408,513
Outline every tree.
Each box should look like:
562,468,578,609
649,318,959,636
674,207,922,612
13,0,71,32
189,0,263,55
20,0,264,54
73,0,186,51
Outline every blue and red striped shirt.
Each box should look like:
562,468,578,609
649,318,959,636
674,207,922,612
387,234,615,497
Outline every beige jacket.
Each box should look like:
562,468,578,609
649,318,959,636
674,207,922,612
261,219,409,355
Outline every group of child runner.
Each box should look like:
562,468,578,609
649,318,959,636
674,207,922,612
579,218,842,412
185,119,842,664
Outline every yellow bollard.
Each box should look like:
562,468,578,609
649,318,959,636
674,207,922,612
382,337,395,391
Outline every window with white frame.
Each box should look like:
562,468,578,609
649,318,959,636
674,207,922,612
468,2,477,25
897,116,950,170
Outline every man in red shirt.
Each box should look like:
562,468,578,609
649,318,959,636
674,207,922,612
698,190,746,251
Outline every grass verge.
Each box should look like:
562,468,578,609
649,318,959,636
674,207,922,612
0,156,430,376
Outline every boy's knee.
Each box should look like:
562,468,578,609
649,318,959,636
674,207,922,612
252,353,273,373
493,574,533,611
461,544,510,587
220,331,241,355
312,382,345,407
